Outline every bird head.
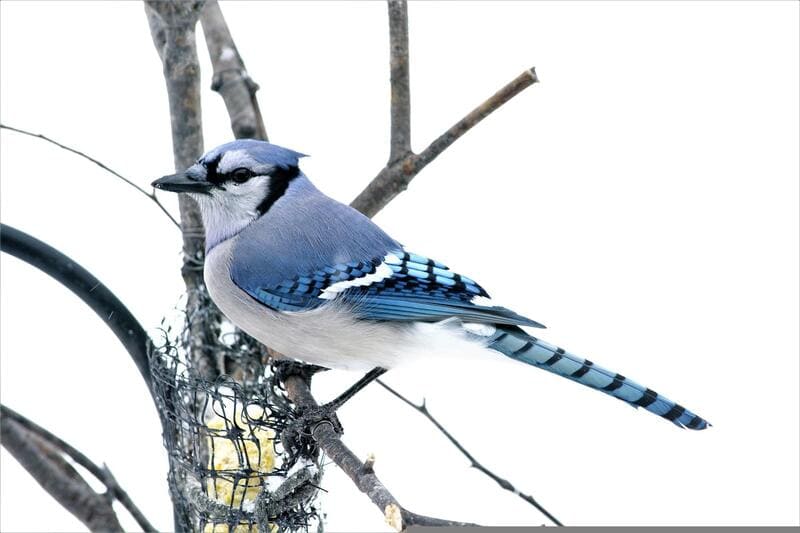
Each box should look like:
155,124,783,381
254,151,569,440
152,139,306,247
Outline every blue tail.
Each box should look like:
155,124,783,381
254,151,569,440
484,326,710,429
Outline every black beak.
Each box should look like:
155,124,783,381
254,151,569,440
151,172,213,194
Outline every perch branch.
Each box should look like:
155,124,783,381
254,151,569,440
283,374,479,530
0,123,179,228
377,380,563,526
0,404,157,532
351,67,539,218
1,408,124,532
387,0,411,163
200,0,268,141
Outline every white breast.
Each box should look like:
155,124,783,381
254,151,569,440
204,238,493,371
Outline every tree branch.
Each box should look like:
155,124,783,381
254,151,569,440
387,0,411,163
145,1,205,172
416,67,539,169
0,224,153,393
145,0,220,381
376,380,563,526
1,409,123,532
199,0,276,382
0,404,157,532
200,0,268,141
283,374,479,530
351,67,539,218
0,123,180,228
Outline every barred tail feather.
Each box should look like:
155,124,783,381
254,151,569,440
484,326,710,430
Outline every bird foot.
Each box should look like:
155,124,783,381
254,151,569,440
271,359,328,386
281,404,343,461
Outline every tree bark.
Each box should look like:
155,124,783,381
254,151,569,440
146,0,220,381
200,0,268,141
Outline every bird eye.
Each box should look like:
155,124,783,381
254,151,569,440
230,168,253,183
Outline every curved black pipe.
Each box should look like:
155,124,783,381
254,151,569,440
0,223,152,388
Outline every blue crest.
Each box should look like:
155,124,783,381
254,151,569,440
200,139,307,169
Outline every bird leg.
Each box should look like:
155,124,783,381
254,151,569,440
277,364,387,460
271,359,329,385
290,367,388,435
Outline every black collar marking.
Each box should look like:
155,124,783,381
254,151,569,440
256,165,300,215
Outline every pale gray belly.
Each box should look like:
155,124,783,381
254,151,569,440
204,238,421,370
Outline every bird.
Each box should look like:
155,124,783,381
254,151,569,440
153,139,709,430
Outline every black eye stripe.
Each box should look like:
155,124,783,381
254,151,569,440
202,157,299,209
204,155,224,185
204,157,261,185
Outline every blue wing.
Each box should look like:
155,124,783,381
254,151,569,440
243,250,544,328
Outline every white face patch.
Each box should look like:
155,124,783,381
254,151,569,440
192,175,272,249
217,149,276,176
217,149,256,175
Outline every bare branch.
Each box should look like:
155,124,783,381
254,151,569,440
387,0,411,163
416,67,539,168
0,123,180,228
283,374,479,530
351,67,539,218
376,380,563,526
145,0,220,381
145,1,205,171
0,405,158,532
1,409,123,532
200,0,268,141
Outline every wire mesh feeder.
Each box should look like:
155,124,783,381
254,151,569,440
149,291,325,532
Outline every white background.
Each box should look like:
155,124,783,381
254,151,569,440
1,1,798,530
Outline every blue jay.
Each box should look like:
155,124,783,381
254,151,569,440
153,139,709,430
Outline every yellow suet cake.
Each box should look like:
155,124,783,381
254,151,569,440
203,405,276,533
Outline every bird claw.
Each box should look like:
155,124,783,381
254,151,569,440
281,404,343,462
271,359,328,386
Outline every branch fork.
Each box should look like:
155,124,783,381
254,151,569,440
351,66,539,217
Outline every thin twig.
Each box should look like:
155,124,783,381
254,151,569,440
200,0,268,141
351,67,539,218
387,0,411,163
377,379,563,527
1,411,124,532
0,123,180,228
283,374,479,530
0,404,158,532
416,67,539,169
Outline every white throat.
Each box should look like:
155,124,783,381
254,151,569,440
191,175,271,252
